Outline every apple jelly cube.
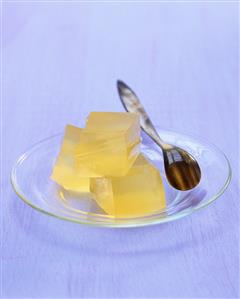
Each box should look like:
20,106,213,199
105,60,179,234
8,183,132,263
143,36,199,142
75,129,140,177
85,112,140,146
51,125,92,192
90,154,166,217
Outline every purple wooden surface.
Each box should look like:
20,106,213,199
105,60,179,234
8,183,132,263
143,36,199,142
2,2,239,298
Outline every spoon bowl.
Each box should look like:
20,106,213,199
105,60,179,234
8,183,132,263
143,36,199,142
163,146,201,190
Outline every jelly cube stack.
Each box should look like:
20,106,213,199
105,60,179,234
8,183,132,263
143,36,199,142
51,112,166,217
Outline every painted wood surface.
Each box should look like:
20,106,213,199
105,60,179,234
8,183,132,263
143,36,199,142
2,2,239,298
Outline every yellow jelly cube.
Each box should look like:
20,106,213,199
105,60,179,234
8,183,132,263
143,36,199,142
51,125,93,192
52,165,90,192
76,129,140,177
90,154,166,217
74,112,141,177
86,112,140,146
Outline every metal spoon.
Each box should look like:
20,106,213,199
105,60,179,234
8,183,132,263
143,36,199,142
117,80,201,191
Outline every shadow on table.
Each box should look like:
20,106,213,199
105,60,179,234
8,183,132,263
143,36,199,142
10,187,220,259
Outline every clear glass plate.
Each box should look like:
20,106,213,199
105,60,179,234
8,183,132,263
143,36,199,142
11,128,231,228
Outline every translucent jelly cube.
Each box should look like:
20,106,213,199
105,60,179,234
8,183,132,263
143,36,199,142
76,112,141,177
86,112,140,146
76,129,140,177
54,169,90,193
90,154,166,217
51,125,93,192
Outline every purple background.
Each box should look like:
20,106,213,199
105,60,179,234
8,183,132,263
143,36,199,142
2,2,239,298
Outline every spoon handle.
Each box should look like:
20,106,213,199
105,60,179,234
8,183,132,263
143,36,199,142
117,80,168,150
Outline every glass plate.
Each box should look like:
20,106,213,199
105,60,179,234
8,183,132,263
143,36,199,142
11,128,231,228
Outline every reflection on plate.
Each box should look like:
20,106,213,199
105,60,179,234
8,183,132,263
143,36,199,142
11,128,231,228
